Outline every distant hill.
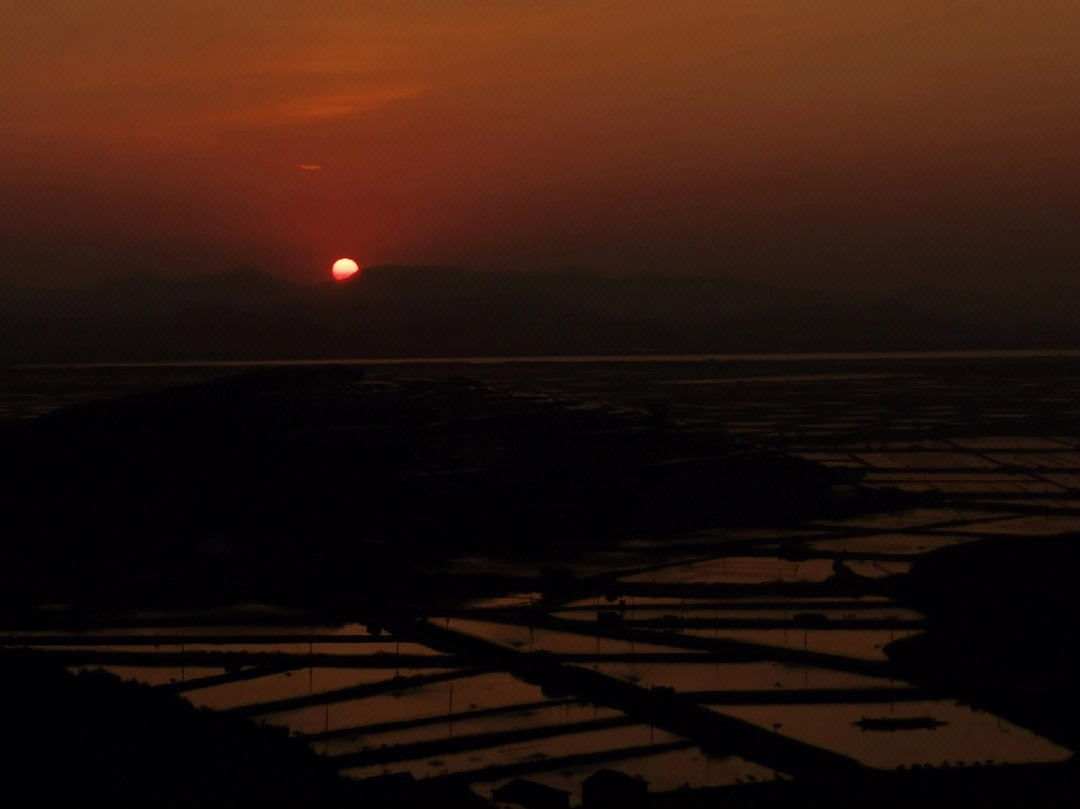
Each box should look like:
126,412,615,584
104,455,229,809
0,369,869,609
2,266,1078,361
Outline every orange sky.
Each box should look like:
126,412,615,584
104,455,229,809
2,2,1078,288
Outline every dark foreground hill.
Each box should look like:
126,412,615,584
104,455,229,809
0,366,881,613
1,648,491,808
885,534,1080,753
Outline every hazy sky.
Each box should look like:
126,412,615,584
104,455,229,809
3,2,1078,288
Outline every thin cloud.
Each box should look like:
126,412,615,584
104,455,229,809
220,86,426,129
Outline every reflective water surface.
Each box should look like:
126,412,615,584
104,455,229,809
6,354,1080,801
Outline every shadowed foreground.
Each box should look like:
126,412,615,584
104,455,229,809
6,361,1078,806
1,649,490,808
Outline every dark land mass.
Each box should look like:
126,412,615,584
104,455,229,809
6,365,1079,806
0,648,491,808
4,266,1080,361
0,366,898,807
885,534,1080,752
0,366,891,617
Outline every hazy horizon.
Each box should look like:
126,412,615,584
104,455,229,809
6,261,1080,295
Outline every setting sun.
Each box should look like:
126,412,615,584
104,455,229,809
331,258,359,281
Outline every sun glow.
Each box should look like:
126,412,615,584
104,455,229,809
332,258,359,281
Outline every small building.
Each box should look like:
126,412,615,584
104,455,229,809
491,778,571,809
581,769,648,808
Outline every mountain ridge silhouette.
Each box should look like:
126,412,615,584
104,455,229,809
3,265,1078,361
